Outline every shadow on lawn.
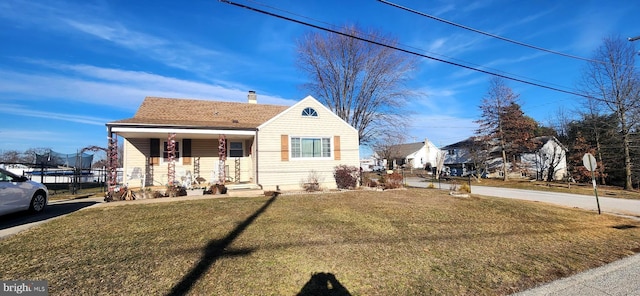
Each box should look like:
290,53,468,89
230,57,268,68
297,272,352,296
167,194,278,296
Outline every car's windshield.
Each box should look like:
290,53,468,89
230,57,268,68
0,168,20,181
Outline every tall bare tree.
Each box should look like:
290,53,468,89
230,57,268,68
0,150,21,163
580,96,608,185
296,25,419,144
475,77,519,180
551,106,575,144
578,36,640,190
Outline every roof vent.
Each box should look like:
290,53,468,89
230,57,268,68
232,119,239,123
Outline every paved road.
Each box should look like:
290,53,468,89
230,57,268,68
405,177,640,218
513,252,640,296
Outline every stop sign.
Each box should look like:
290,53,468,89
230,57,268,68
582,153,597,172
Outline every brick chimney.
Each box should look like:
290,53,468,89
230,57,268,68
248,90,257,104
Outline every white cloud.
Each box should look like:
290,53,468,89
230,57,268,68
0,103,108,126
0,129,59,142
62,20,165,48
0,62,298,110
0,0,224,74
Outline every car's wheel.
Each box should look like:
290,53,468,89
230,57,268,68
29,191,47,213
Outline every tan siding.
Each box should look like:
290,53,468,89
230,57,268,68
258,97,359,191
191,139,218,185
334,136,341,160
124,138,150,187
123,138,235,187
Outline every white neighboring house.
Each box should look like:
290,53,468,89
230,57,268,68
376,138,441,170
521,136,568,181
360,157,384,172
442,136,567,180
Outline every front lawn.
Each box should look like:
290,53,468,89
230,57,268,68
1,189,639,295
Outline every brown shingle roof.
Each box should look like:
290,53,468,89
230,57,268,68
109,97,289,129
388,142,425,159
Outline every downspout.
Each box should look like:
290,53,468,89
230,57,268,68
255,129,262,189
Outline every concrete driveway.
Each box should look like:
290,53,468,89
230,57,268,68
0,196,103,240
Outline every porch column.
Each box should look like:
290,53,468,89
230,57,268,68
106,126,118,194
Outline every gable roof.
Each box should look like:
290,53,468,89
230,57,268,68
109,97,289,129
531,136,568,152
441,136,489,150
258,95,359,133
388,142,425,159
442,135,566,156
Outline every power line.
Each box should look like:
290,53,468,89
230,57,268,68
377,0,610,65
219,0,590,99
240,0,571,91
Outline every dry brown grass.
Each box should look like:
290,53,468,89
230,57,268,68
1,189,640,295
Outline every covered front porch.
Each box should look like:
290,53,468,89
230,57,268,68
109,126,261,190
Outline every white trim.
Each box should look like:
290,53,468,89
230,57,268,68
290,136,332,160
228,141,244,158
160,139,182,164
258,95,359,134
111,127,256,136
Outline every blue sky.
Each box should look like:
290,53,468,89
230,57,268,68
1,0,638,159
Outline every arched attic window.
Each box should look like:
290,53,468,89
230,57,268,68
302,107,318,117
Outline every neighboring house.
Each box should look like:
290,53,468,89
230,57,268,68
442,136,567,180
441,136,487,177
106,92,360,191
359,157,383,172
377,138,440,170
521,136,568,181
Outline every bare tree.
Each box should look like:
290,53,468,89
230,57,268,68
551,106,576,144
371,132,406,170
0,150,21,163
296,25,419,144
580,96,608,185
476,77,519,180
577,36,640,190
434,150,446,180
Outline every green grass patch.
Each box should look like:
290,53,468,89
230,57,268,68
1,189,640,295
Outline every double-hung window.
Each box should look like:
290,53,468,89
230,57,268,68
163,141,180,162
229,141,243,157
291,137,331,158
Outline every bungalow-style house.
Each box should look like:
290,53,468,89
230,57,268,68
442,136,567,180
377,138,440,170
106,92,360,192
